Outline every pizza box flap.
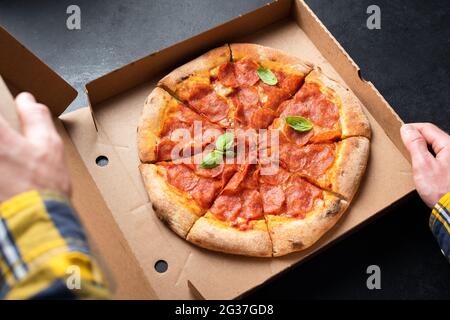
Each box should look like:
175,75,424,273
0,26,77,116
0,28,155,299
60,0,414,299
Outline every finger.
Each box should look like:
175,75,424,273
0,108,21,146
15,92,58,146
400,124,434,170
410,123,450,155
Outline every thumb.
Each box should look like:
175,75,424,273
16,92,57,146
400,124,434,169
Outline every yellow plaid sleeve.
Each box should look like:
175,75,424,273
429,191,450,262
0,190,110,299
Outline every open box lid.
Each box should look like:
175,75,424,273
0,26,156,299
0,27,77,115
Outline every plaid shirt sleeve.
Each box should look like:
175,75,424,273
0,190,110,299
429,191,450,262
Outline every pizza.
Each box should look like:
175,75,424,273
137,44,371,257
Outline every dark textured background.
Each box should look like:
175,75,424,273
0,0,449,299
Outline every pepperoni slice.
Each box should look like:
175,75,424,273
188,84,229,124
166,164,199,192
283,122,315,146
285,177,322,218
210,193,242,221
190,178,221,208
283,82,339,129
177,104,204,123
260,184,285,215
273,70,304,96
260,84,288,111
236,85,260,108
235,59,260,86
222,163,250,193
217,62,239,88
259,165,290,185
241,189,263,219
156,138,179,161
250,107,275,129
240,165,259,190
233,86,261,128
299,144,336,179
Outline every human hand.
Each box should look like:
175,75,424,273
0,92,71,202
400,123,450,208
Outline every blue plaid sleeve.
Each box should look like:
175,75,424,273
0,190,110,299
429,191,450,262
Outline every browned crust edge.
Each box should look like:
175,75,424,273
187,213,272,257
230,43,314,75
158,45,231,93
139,163,204,238
137,87,175,163
267,196,349,257
323,136,370,200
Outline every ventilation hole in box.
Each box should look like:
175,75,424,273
154,260,168,273
95,155,109,167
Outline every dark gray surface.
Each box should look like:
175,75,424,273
0,0,449,299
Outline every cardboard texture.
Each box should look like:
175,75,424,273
0,0,414,299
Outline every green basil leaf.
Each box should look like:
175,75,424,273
257,67,278,85
215,132,234,152
285,116,314,132
200,150,223,169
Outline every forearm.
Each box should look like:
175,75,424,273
429,191,450,262
0,190,110,299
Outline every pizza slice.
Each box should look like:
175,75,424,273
158,45,234,127
222,43,313,129
259,168,347,257
187,163,272,257
139,152,238,238
271,68,371,146
276,136,370,200
137,87,223,162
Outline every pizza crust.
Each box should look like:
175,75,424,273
230,43,314,75
267,195,348,257
158,45,231,94
139,164,204,238
318,136,370,200
137,87,175,163
306,68,371,139
187,213,272,257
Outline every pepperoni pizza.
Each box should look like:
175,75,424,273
138,44,371,257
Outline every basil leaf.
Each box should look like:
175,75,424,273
215,132,234,152
200,150,223,169
285,116,314,132
257,67,278,85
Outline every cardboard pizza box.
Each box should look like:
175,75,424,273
0,0,414,299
